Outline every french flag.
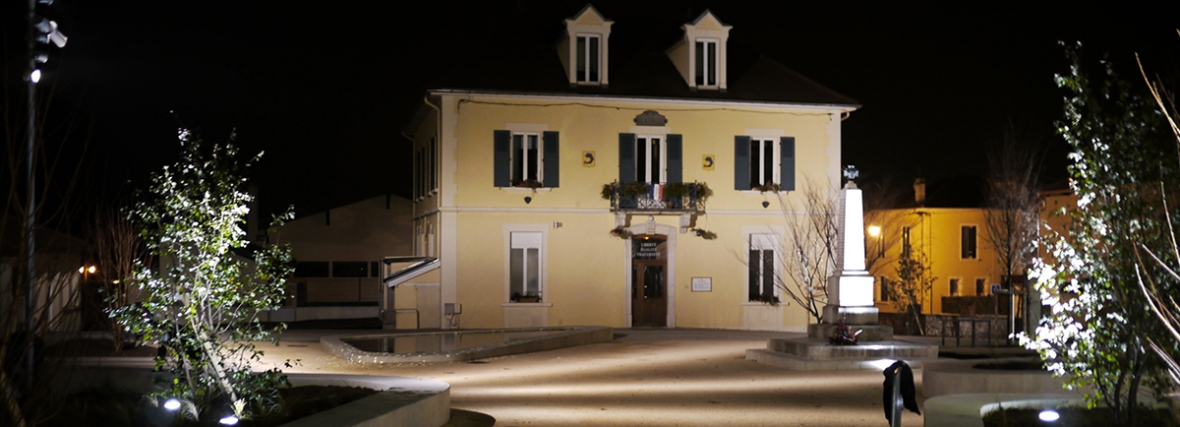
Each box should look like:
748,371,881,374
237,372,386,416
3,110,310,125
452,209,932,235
649,183,663,200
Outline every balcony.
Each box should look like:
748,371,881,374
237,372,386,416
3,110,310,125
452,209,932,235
602,181,710,214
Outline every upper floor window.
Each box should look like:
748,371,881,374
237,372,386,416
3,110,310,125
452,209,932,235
695,39,718,87
576,34,601,83
734,136,794,191
636,135,664,184
961,225,978,259
512,133,542,185
494,130,560,188
619,133,683,185
749,138,776,188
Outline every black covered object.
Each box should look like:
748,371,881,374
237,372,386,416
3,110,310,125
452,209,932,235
882,360,920,423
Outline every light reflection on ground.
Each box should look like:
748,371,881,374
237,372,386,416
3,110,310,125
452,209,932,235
258,329,926,426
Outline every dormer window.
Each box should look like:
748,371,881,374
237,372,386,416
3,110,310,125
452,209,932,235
694,39,718,87
576,34,601,83
668,10,731,91
561,5,612,86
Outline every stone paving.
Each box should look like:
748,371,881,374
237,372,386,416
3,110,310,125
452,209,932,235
255,328,931,426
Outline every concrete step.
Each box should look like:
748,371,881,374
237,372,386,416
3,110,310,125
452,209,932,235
746,348,935,371
767,338,940,360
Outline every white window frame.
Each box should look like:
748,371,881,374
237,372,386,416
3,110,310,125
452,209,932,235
960,225,978,259
748,233,779,302
636,134,666,184
695,38,719,88
510,132,543,185
575,33,601,84
949,277,962,297
749,137,780,187
508,231,544,302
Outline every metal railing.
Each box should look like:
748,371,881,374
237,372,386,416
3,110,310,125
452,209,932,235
605,181,707,213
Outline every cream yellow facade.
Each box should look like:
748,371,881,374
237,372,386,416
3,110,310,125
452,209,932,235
400,6,858,331
870,207,1008,315
406,93,853,331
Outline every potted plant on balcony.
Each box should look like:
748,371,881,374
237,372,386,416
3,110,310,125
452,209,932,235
663,182,689,208
513,179,543,190
609,226,633,239
621,181,650,198
754,182,780,193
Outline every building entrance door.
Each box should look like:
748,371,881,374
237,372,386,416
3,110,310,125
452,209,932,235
632,258,667,327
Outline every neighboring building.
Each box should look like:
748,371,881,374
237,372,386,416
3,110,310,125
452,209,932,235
399,5,858,331
870,176,1025,316
0,219,86,332
266,194,412,322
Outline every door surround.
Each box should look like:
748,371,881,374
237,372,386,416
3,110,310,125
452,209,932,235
624,222,677,327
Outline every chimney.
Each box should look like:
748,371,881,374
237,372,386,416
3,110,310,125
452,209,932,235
913,178,926,204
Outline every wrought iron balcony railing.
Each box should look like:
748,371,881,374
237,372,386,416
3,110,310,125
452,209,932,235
601,181,710,213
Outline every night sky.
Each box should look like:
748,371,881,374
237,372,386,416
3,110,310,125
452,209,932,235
5,1,1180,221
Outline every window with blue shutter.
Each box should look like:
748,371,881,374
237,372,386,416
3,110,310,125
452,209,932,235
780,137,795,191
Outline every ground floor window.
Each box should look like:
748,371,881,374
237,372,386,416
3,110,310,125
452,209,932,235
880,277,892,302
748,234,778,302
975,277,986,295
509,231,543,302
949,278,961,297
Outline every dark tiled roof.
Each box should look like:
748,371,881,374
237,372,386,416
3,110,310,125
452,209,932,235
420,5,857,107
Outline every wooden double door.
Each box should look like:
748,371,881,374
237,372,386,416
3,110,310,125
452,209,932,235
632,259,667,327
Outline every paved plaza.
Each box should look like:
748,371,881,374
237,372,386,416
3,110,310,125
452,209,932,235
256,329,930,426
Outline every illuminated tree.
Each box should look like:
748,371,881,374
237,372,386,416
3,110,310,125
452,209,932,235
1023,44,1175,426
115,128,294,422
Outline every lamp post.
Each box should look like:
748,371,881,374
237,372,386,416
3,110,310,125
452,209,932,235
25,0,67,392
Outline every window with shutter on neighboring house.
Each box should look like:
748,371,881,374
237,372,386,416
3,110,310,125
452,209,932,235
734,136,794,191
949,278,961,297
494,130,560,188
975,277,986,295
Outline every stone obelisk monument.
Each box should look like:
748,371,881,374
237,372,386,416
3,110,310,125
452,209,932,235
748,167,936,370
808,167,891,341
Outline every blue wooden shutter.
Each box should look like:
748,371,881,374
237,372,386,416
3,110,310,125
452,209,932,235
543,131,560,188
493,130,510,187
780,137,795,191
619,133,636,183
666,134,682,183
734,136,751,190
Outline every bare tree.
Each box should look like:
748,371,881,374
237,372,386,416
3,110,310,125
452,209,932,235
768,179,839,321
983,126,1041,292
90,206,146,352
1132,40,1180,396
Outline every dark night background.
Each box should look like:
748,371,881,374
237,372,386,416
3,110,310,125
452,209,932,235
4,1,1180,223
